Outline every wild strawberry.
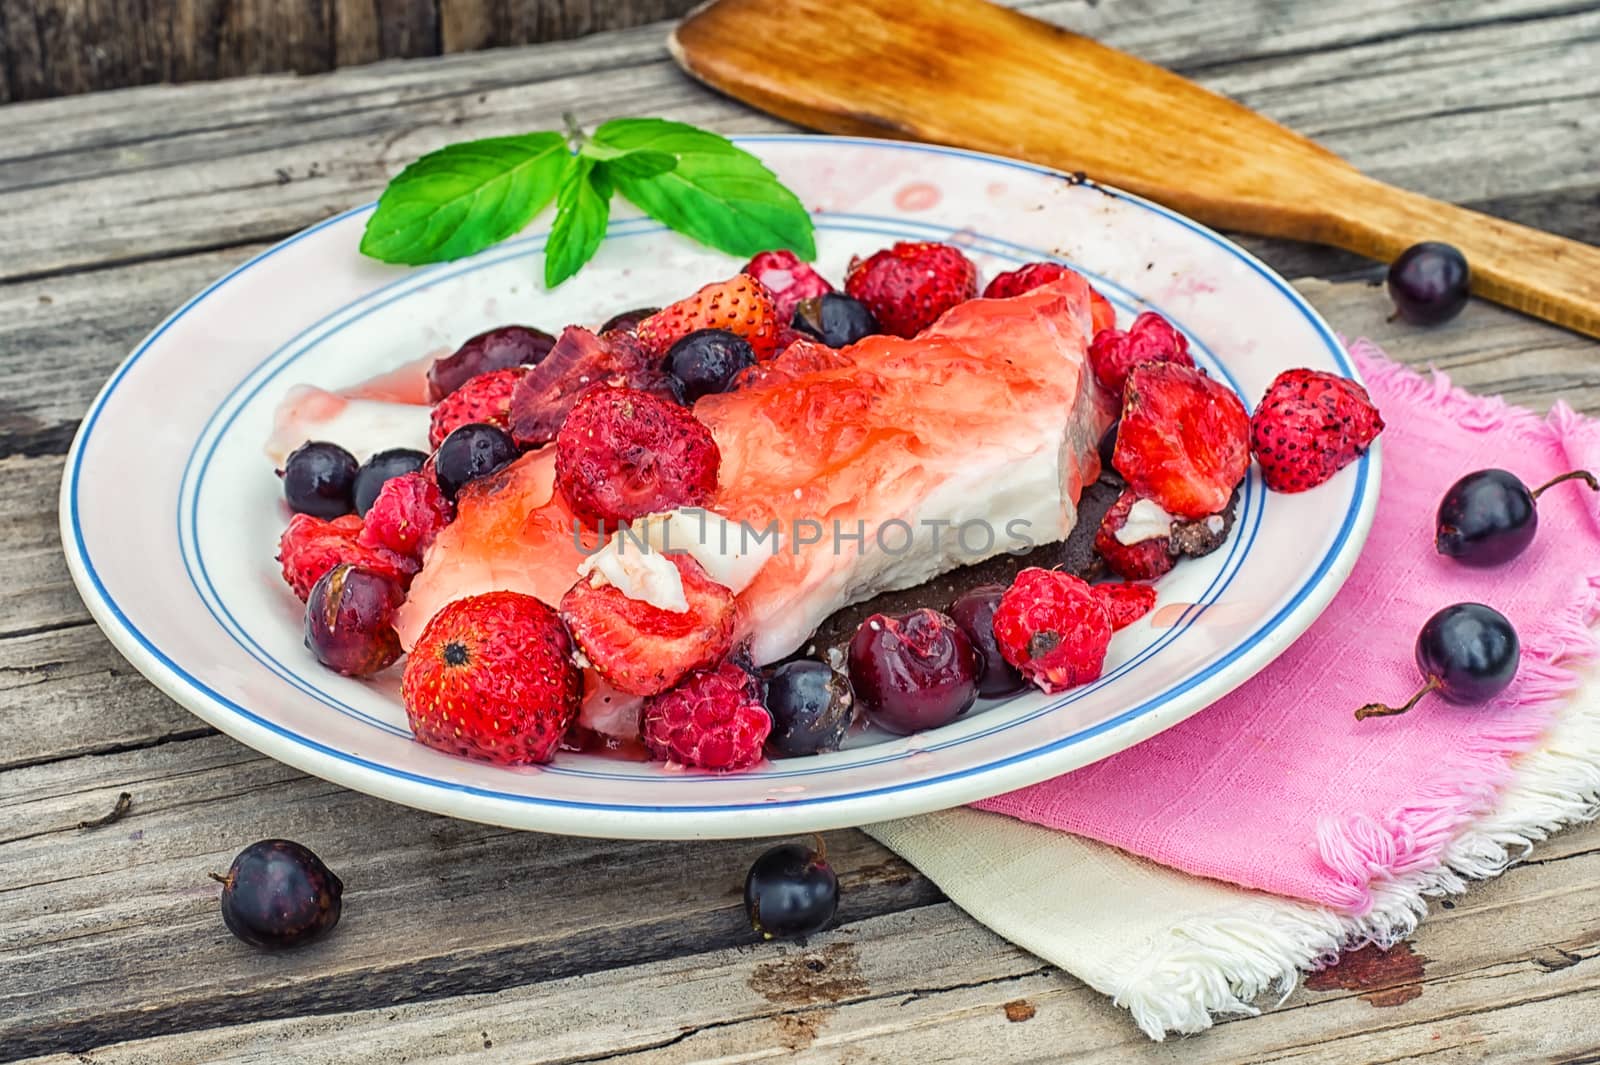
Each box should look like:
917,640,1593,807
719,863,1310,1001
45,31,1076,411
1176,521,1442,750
983,262,1115,335
507,326,682,447
1094,490,1175,580
992,568,1113,693
1114,361,1251,520
561,553,739,696
357,472,453,560
636,275,783,360
1092,582,1158,631
642,660,770,771
278,513,416,601
428,367,525,448
1088,311,1194,395
844,241,978,338
1252,369,1385,493
555,386,720,526
743,249,833,325
402,592,584,766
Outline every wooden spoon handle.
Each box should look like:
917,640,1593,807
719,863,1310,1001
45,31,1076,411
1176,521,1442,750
1315,172,1600,339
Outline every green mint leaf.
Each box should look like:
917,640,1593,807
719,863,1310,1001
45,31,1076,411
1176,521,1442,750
590,148,678,181
595,119,815,260
592,118,743,156
611,155,816,262
361,132,569,265
544,159,612,288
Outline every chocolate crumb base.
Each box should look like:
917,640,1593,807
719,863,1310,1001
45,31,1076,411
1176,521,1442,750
802,479,1122,657
797,480,1241,662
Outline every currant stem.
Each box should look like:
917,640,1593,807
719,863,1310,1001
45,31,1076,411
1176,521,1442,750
1355,676,1443,720
811,832,829,864
1531,469,1600,499
207,872,230,886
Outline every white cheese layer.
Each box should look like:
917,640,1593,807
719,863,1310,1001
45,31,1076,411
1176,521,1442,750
265,385,432,465
1114,498,1178,545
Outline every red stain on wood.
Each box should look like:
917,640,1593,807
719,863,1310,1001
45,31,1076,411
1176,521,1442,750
1003,999,1036,1022
1306,943,1427,1007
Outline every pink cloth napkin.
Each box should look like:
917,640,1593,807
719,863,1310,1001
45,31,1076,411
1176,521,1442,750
976,342,1600,913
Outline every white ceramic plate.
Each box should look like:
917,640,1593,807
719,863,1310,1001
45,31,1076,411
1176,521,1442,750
62,136,1378,839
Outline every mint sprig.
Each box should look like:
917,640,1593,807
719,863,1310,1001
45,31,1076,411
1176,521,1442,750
360,117,816,287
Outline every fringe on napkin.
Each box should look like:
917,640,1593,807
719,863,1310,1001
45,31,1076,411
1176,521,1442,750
868,346,1600,1039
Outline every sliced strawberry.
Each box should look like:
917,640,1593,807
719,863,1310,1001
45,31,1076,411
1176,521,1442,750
1113,361,1251,520
1252,368,1384,493
429,367,525,448
278,513,417,601
1093,490,1176,581
636,275,784,360
506,326,683,447
561,554,739,696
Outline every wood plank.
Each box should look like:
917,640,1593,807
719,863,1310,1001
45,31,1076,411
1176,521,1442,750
0,733,938,1060
14,818,1600,1064
0,1,1595,283
0,0,708,103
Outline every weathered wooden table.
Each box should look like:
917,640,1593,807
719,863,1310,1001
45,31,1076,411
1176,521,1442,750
4,2,1599,1061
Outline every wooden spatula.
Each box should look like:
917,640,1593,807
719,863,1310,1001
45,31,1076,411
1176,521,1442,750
671,0,1600,340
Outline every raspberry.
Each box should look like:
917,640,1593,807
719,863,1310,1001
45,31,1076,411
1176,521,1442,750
844,241,978,338
1092,581,1158,631
357,472,454,560
1251,368,1384,493
555,386,720,526
277,513,416,601
429,367,525,448
402,592,584,766
560,553,739,696
743,249,833,325
983,262,1115,335
637,275,784,360
992,568,1114,693
642,660,771,771
1094,490,1176,581
1114,361,1252,520
1088,311,1194,395
507,326,683,447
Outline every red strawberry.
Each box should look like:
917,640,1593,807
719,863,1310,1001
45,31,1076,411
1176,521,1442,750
1089,311,1194,395
844,241,978,338
277,512,416,601
992,568,1113,693
429,367,525,448
555,386,720,526
1093,582,1159,631
507,326,683,448
1252,369,1385,493
642,660,770,771
1094,489,1175,581
561,553,739,696
743,249,833,325
636,275,783,360
982,262,1116,335
357,472,453,560
1114,361,1251,520
402,592,584,766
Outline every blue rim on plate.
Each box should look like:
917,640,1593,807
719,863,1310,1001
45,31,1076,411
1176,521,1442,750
61,135,1378,835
